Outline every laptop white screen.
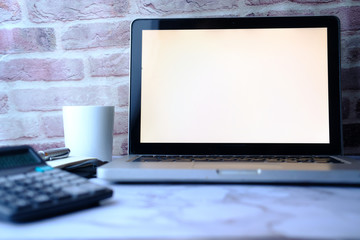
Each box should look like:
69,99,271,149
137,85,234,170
140,28,329,144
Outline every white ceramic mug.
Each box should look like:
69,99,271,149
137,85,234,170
62,106,115,162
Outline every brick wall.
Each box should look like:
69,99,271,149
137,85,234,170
0,0,359,155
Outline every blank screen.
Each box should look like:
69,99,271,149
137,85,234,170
140,28,329,144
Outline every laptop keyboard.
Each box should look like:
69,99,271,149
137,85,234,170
134,156,344,164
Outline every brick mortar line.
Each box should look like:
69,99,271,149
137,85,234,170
0,79,129,92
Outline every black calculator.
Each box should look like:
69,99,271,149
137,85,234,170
0,145,113,222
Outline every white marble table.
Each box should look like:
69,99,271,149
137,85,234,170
1,179,360,240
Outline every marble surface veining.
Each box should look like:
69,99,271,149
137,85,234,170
1,180,360,240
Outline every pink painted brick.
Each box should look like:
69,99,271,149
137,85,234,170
114,110,128,135
247,0,337,5
291,0,336,3
0,0,21,23
41,115,64,138
61,21,130,50
138,0,239,15
0,117,40,141
31,142,65,152
342,43,360,66
248,9,314,17
346,48,360,65
321,6,360,31
11,86,124,112
342,66,360,90
0,93,9,114
342,32,360,49
0,58,84,81
0,28,55,54
249,6,360,31
118,83,129,107
246,0,285,5
120,140,129,155
27,0,129,23
113,135,128,155
89,52,129,77
342,96,350,120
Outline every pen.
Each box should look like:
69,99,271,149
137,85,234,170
38,147,70,161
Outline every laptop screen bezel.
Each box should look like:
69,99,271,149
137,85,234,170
129,16,342,155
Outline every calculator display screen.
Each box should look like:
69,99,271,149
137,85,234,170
0,149,41,169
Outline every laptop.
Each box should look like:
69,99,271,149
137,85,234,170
98,16,360,184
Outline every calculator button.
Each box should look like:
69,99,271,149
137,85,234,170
0,177,6,184
32,182,45,190
24,190,37,199
0,189,7,198
2,181,15,189
56,181,72,189
33,194,52,205
2,195,17,205
52,171,70,178
52,191,72,201
42,186,58,194
10,199,32,211
21,178,34,186
62,185,92,198
7,174,26,181
79,183,110,195
35,166,54,172
12,185,26,193
72,178,88,185
62,175,82,182
26,171,42,178
45,178,60,186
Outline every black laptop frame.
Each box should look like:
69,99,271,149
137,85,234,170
129,16,342,156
